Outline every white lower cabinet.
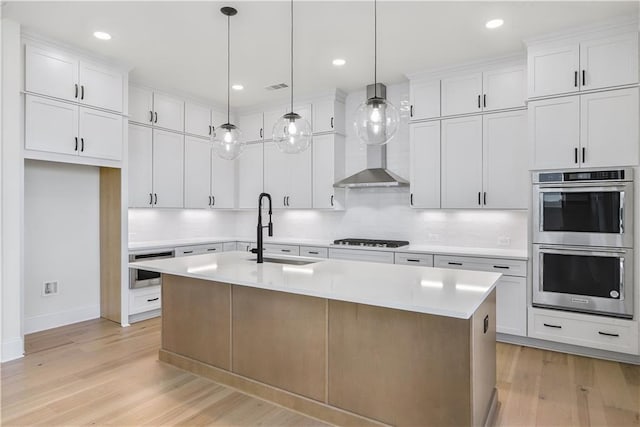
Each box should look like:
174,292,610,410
409,121,440,208
175,243,223,256
262,244,300,256
129,286,161,315
434,255,527,337
394,252,434,267
529,307,639,355
300,246,329,258
237,142,264,209
329,248,394,264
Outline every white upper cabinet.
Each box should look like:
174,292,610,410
25,95,79,156
527,44,580,98
128,125,154,208
153,92,184,133
184,137,212,209
211,110,228,133
239,112,264,142
482,110,528,209
441,72,483,116
441,116,483,208
78,61,123,112
528,31,639,98
263,107,286,141
580,87,639,168
409,121,441,208
78,108,122,161
312,99,345,134
185,102,212,138
237,142,264,209
129,86,154,125
312,134,343,209
409,79,440,121
25,45,79,103
211,151,236,209
482,65,526,111
25,45,124,113
529,96,580,170
152,129,184,208
264,142,312,209
580,33,639,91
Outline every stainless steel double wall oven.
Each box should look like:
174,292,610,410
532,169,634,318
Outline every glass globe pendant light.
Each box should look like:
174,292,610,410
272,0,312,154
213,6,244,160
354,0,400,146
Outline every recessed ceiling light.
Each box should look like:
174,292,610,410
485,19,504,29
332,58,346,67
93,31,112,40
231,84,244,91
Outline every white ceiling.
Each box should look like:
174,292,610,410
4,1,639,108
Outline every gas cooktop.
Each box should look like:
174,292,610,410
333,238,410,248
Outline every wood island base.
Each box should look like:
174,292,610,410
159,274,498,427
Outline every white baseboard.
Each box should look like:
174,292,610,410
1,337,24,362
24,304,100,334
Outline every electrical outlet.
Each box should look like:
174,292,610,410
42,281,58,296
497,236,511,247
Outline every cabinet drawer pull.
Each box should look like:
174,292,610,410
281,249,291,253
448,262,463,266
543,323,562,329
207,248,217,252
598,331,619,337
574,71,578,88
493,265,510,269
146,297,159,302
182,251,193,254
308,251,319,255
406,259,421,263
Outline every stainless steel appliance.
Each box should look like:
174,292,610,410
129,250,174,289
333,238,409,248
532,168,634,318
533,244,633,318
532,168,633,248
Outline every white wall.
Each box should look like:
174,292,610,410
23,160,100,333
1,18,24,362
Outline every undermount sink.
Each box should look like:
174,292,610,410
249,257,318,266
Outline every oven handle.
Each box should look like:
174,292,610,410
536,184,629,191
538,246,628,256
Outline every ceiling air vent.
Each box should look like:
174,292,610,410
265,83,288,91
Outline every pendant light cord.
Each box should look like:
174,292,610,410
374,0,377,98
290,0,294,113
227,13,230,124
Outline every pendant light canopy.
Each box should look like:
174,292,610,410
213,6,244,160
272,0,312,154
354,0,399,146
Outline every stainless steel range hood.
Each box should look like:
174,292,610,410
334,83,409,188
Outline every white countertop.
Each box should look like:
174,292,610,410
129,251,501,319
129,237,528,260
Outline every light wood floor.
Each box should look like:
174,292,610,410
2,317,639,427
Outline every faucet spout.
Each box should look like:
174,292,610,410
256,193,273,263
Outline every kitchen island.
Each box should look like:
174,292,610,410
130,251,500,427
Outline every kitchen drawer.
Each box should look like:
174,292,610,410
329,248,394,264
300,246,328,258
394,252,434,267
263,243,300,256
434,255,526,277
222,242,237,252
175,243,223,256
528,308,639,355
129,286,161,315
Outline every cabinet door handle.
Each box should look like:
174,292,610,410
478,192,481,205
283,196,287,207
75,137,78,151
260,128,263,139
493,265,510,269
208,196,212,206
146,297,159,302
330,195,334,207
209,125,212,136
149,193,153,205
330,117,334,128
150,111,153,122
154,112,158,123
582,147,586,163
574,147,578,164
448,262,463,266
212,195,215,206
574,71,578,87
154,193,158,205
74,84,78,99
483,192,487,206
582,70,586,86
543,323,562,329
477,95,481,109
483,94,487,108
410,105,414,117
80,138,84,152
410,193,414,206
598,331,619,337
80,85,85,100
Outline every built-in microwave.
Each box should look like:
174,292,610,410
532,169,633,248
129,250,174,289
532,244,633,318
